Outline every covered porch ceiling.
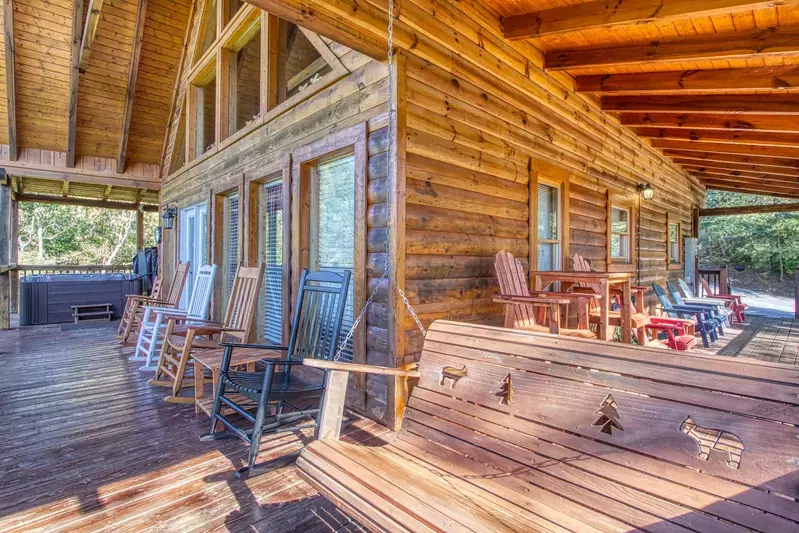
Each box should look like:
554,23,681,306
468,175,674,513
9,174,159,210
494,0,799,199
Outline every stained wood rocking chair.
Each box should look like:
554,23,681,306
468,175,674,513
199,268,351,478
493,251,595,338
117,262,190,343
148,264,265,403
131,264,217,372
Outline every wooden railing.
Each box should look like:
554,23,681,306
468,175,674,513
17,264,134,277
698,266,729,296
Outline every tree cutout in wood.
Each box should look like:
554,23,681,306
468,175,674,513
495,373,515,406
440,365,466,389
593,395,624,435
680,416,744,470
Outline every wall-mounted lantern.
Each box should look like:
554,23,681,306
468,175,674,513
161,203,177,230
637,183,654,201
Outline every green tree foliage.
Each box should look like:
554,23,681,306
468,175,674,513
700,191,799,280
18,202,158,265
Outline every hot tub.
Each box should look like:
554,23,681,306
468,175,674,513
19,273,143,326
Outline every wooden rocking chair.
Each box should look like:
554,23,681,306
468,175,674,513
148,264,265,403
131,264,217,372
117,262,190,343
199,268,351,478
493,251,595,338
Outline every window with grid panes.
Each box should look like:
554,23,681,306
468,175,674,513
611,206,631,262
260,182,284,344
310,155,355,361
537,183,560,271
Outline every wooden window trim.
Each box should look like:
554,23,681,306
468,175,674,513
606,192,637,273
529,161,570,277
290,123,367,373
245,155,291,343
667,212,683,270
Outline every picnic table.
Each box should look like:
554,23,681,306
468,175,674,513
531,270,637,343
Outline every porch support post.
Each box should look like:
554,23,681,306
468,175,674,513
136,205,145,251
719,265,729,295
0,169,11,330
795,266,799,319
9,196,18,313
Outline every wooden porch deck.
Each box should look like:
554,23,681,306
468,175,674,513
697,316,799,364
0,321,381,532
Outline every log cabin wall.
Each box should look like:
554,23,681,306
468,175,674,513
158,5,394,421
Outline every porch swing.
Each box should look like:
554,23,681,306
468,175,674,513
198,7,427,477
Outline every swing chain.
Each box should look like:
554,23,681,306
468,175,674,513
332,0,425,362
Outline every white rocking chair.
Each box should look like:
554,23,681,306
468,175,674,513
131,264,217,372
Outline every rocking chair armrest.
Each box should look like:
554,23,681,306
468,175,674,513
167,316,225,326
303,359,421,377
218,342,289,351
527,291,600,299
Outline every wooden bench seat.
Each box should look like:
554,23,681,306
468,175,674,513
298,320,799,533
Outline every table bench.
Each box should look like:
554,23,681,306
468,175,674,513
298,320,799,532
70,303,113,324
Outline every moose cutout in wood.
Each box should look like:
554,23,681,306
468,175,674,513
681,416,744,470
593,394,624,435
440,365,466,389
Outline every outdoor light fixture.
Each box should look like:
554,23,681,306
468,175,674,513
637,183,654,201
161,203,177,230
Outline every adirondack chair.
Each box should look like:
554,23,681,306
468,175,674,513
571,253,652,343
666,280,730,330
653,283,720,348
131,265,217,372
294,320,799,532
117,262,191,343
677,278,741,325
493,251,595,338
148,264,265,403
697,277,748,323
199,268,351,477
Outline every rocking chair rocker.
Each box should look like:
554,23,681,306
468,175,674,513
199,268,351,478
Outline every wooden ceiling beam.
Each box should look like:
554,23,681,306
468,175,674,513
674,159,799,178
3,0,16,161
78,0,104,73
575,66,799,94
117,0,147,174
662,149,799,170
503,0,790,40
651,139,799,159
620,113,799,133
545,26,799,70
603,95,799,115
15,193,159,211
697,177,799,197
703,183,799,199
66,0,84,168
688,167,799,183
636,128,799,147
700,202,799,216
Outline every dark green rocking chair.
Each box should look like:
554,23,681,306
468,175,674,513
200,268,351,477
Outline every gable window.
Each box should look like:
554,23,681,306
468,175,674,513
277,22,332,104
228,26,262,136
188,61,218,159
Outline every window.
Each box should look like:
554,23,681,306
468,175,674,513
229,28,261,135
224,0,244,27
669,219,681,265
309,154,356,360
191,66,217,157
198,0,218,59
260,181,284,343
610,206,630,263
221,192,240,310
537,183,561,271
277,22,332,104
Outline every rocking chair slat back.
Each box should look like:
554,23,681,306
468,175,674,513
222,264,266,343
185,265,217,319
288,269,351,362
149,275,164,299
571,253,603,312
165,262,191,307
494,250,536,329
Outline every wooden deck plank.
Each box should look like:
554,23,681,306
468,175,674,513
0,320,371,532
700,317,799,365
